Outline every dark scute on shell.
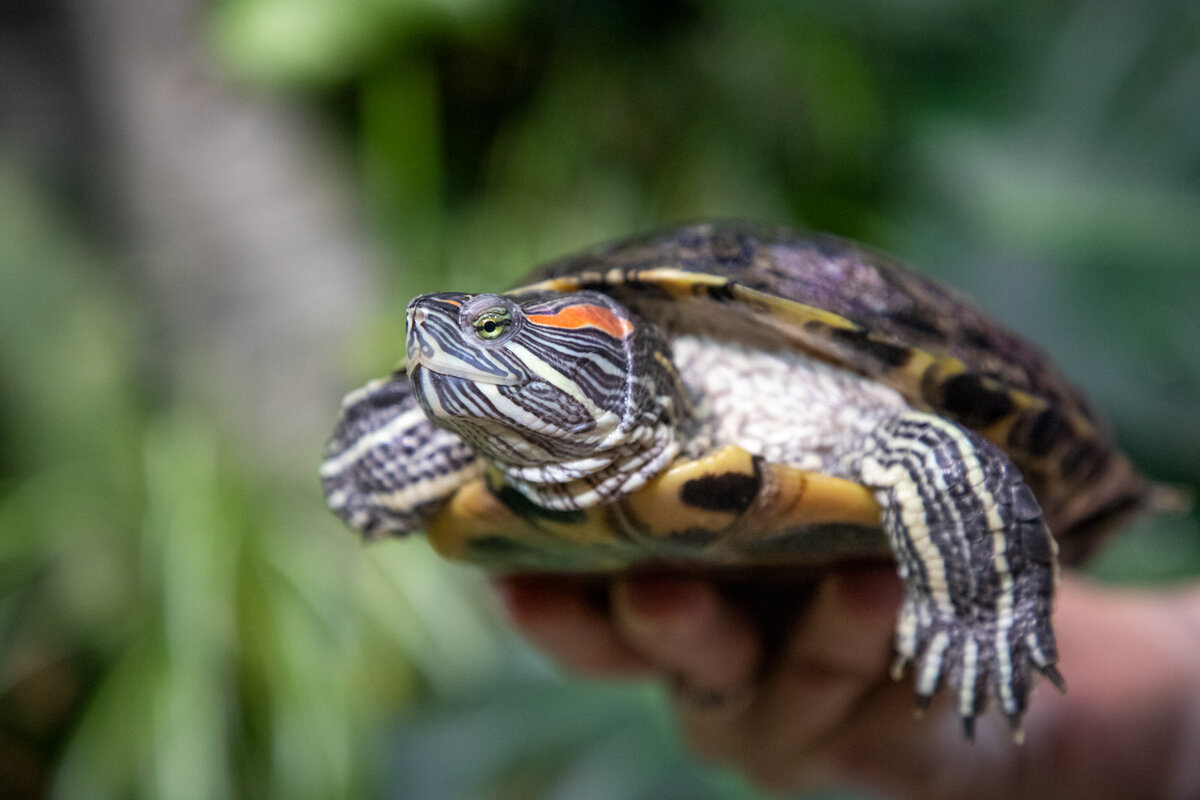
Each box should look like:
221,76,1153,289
1008,408,1070,458
620,279,675,301
887,308,945,338
680,471,761,514
826,326,913,368
940,372,1016,428
705,282,737,303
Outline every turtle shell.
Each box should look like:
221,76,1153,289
497,223,1148,564
427,445,888,571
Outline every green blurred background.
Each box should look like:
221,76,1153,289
1,0,1198,797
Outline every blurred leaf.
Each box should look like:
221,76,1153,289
211,0,514,85
384,681,766,800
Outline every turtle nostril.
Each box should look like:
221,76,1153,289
413,308,428,325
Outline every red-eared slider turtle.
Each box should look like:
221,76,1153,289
321,223,1152,739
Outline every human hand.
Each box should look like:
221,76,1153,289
495,566,1200,799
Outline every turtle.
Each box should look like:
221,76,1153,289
321,223,1155,739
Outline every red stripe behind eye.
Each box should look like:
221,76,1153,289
527,303,635,339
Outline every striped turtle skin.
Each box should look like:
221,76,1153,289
322,223,1154,740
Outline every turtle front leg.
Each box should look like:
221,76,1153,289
321,371,481,538
855,410,1064,740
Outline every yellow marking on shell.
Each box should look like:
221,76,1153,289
523,268,708,300
762,461,883,531
518,274,604,294
426,448,886,570
978,389,1045,445
901,354,1104,512
910,356,1099,448
730,283,862,332
624,445,883,545
426,477,639,570
622,446,756,536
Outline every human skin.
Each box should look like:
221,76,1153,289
495,566,1200,800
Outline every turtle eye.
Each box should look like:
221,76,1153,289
472,308,512,340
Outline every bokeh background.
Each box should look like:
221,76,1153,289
2,0,1198,798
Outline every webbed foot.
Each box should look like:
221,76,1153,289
860,411,1065,739
891,586,1066,741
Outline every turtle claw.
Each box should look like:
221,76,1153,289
1039,663,1067,694
962,715,977,742
1006,713,1026,745
893,590,1061,740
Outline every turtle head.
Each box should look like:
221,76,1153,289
406,290,691,509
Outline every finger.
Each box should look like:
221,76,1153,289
738,563,905,787
612,572,761,695
611,572,763,762
494,574,654,678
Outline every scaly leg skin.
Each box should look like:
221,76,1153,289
321,371,481,538
856,411,1065,741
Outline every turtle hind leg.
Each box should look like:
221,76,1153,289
857,411,1064,739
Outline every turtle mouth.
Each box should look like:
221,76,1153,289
406,354,521,386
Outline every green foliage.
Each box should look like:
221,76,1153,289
0,164,512,799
